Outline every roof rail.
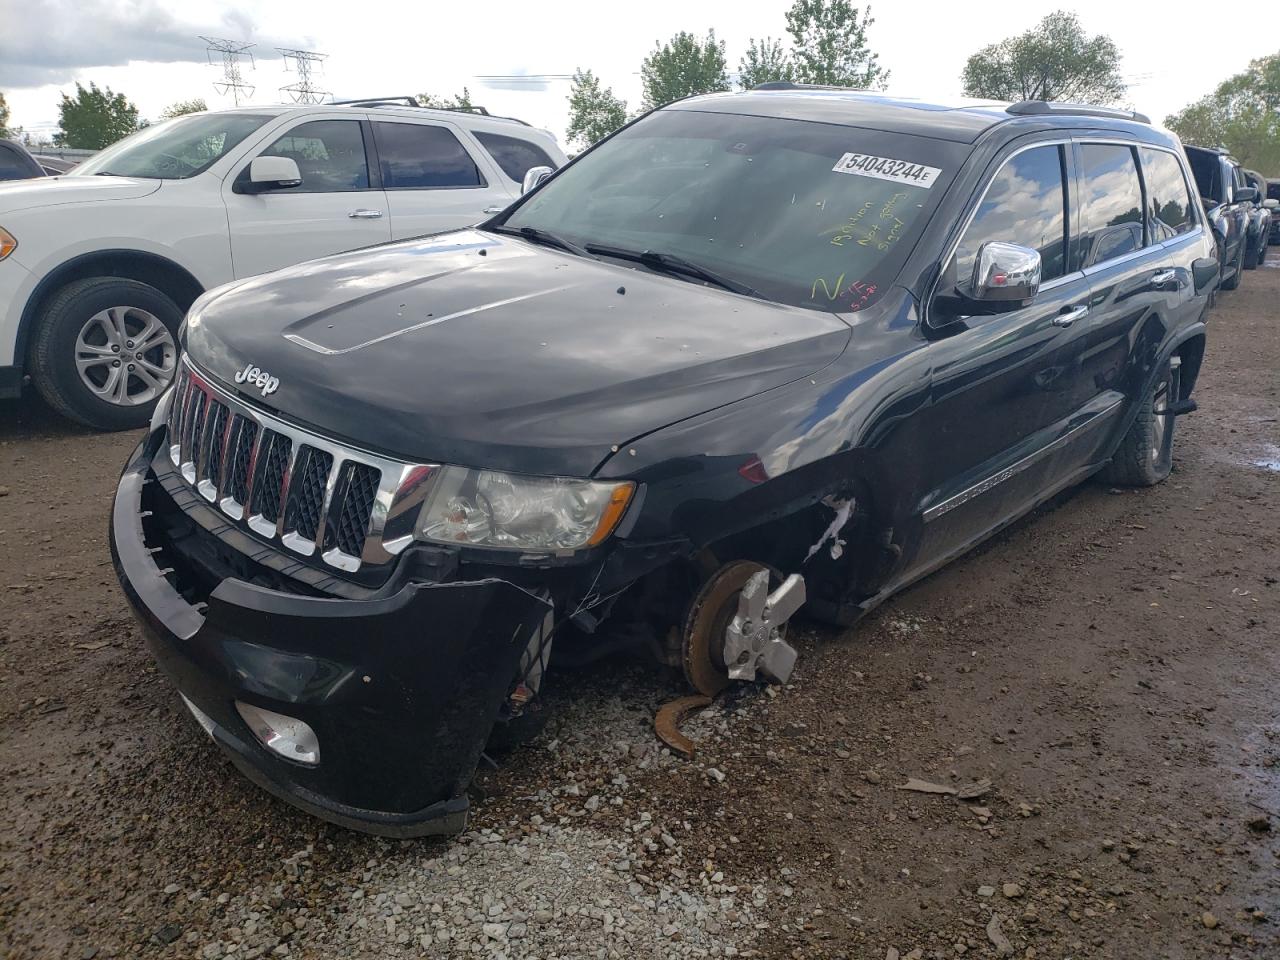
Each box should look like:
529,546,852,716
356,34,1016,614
1006,100,1150,124
753,81,864,93
329,96,535,126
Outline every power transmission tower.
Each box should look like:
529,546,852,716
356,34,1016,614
201,37,256,105
278,49,331,104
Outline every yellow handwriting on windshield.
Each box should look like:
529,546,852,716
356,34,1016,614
811,272,847,301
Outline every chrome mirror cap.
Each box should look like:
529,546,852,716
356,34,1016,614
971,241,1041,303
521,165,554,195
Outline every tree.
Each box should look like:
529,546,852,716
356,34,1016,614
960,11,1126,105
54,82,139,149
785,0,888,89
0,91,10,137
160,98,208,120
737,38,795,90
641,30,730,108
418,88,476,111
566,69,629,150
1166,53,1280,174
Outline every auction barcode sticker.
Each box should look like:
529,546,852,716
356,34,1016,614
832,152,941,188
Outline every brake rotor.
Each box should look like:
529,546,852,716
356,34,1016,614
681,560,779,696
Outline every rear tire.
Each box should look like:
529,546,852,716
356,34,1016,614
29,277,182,430
1100,357,1180,487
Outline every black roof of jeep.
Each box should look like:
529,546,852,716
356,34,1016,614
675,87,1167,147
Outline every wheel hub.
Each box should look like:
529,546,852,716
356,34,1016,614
75,305,176,407
681,561,804,696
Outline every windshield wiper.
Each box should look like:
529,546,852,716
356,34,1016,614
488,224,594,260
583,243,764,299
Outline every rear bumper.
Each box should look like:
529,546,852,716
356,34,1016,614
110,433,552,836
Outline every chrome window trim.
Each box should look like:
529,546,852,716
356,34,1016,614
926,137,1197,328
925,138,1073,329
167,356,437,572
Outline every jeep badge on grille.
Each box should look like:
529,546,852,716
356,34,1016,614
234,363,280,397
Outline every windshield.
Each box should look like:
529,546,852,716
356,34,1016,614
501,109,966,312
74,113,273,180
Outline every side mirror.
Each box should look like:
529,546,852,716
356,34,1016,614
1234,185,1259,204
1262,198,1279,211
1191,257,1219,294
521,165,554,195
242,156,302,194
968,241,1041,309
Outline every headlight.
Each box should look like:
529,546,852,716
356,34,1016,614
0,227,16,261
416,466,634,552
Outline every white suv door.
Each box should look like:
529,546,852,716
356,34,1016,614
222,117,391,277
368,119,515,240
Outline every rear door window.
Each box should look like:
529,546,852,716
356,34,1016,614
1139,148,1196,241
372,122,485,188
954,144,1067,287
473,131,556,183
1077,144,1145,269
258,119,370,192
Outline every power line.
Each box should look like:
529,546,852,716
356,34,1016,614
278,48,331,104
201,37,256,106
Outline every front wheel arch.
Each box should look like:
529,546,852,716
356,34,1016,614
17,249,204,376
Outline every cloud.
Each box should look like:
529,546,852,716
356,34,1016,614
0,1,307,88
475,69,565,94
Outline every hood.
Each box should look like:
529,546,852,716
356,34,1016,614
0,174,162,214
186,230,851,477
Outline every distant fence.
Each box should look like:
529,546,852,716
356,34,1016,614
28,147,97,160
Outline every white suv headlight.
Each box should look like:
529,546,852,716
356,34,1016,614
416,466,634,552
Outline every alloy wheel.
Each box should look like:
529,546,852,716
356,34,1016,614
75,306,176,406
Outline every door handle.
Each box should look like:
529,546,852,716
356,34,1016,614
348,209,384,219
1149,269,1177,288
1052,305,1089,328
482,205,506,214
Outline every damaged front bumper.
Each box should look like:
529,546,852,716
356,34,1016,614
110,433,552,837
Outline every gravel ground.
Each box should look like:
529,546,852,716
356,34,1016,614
1,263,1277,960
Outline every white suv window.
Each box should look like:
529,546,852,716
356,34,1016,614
473,130,557,183
259,119,371,192
372,122,485,189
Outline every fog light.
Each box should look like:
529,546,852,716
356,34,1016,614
235,701,320,765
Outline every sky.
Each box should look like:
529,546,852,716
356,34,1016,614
1,0,1273,146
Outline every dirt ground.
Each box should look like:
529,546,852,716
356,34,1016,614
1,262,1276,960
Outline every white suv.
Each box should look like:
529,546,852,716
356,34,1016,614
0,99,565,428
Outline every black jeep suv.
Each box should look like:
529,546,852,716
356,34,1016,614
112,88,1215,836
1184,144,1257,290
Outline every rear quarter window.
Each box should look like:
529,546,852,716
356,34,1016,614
1139,148,1197,240
473,130,557,183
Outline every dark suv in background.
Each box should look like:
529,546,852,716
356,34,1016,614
1184,144,1257,289
0,139,48,182
1242,169,1271,268
112,89,1216,835
1269,179,1280,245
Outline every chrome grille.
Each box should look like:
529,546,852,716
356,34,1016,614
252,433,291,525
164,361,438,574
285,448,333,543
330,462,381,558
